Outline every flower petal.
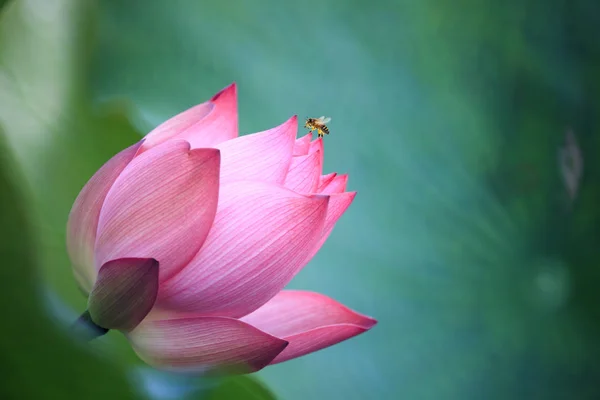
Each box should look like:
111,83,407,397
320,174,348,194
317,173,337,192
139,83,238,153
157,181,329,318
309,138,324,171
88,258,159,331
242,290,376,335
217,116,297,185
283,150,321,194
270,325,372,364
95,140,220,282
305,192,356,262
138,103,213,152
241,290,376,364
293,132,312,156
66,141,141,294
128,314,288,374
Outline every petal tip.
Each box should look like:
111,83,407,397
312,194,330,215
190,146,221,158
211,83,237,102
309,138,324,155
310,193,331,207
144,257,159,269
110,256,159,269
188,147,222,174
359,315,378,330
284,115,298,128
158,138,192,154
250,339,289,372
264,115,298,133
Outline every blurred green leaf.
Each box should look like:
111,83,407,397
0,0,159,391
0,0,145,397
0,0,144,363
204,376,276,400
0,129,140,398
131,369,276,400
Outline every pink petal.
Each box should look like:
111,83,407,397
128,314,288,374
139,83,238,153
88,258,159,331
157,181,330,318
138,104,213,153
304,192,356,262
242,290,376,335
317,173,337,192
283,150,321,194
293,132,312,156
320,174,348,194
309,138,324,168
217,116,297,185
66,141,141,293
95,140,220,283
241,290,376,364
270,325,372,364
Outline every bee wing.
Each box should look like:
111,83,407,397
320,117,331,124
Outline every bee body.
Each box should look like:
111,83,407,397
304,116,331,138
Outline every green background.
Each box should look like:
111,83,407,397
1,0,600,398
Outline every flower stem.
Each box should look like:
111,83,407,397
71,310,110,341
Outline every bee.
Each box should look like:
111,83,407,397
305,116,331,138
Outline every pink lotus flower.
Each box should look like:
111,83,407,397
67,83,376,373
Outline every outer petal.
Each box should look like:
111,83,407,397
88,258,159,331
241,290,376,364
283,150,321,194
157,181,329,318
128,314,288,374
304,192,356,262
139,83,238,153
317,173,337,192
320,174,348,194
217,116,297,185
309,138,324,172
66,141,141,293
95,140,220,282
270,325,371,364
241,290,376,336
293,132,312,156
